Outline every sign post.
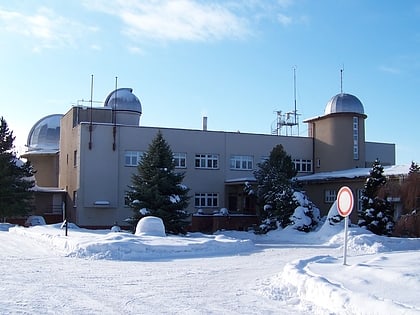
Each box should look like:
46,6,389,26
337,186,354,265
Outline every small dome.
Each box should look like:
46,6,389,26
324,93,364,115
27,114,63,151
104,88,142,113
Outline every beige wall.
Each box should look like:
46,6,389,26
59,107,314,227
57,105,396,228
311,113,366,172
24,153,59,187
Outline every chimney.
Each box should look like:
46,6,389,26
202,116,208,131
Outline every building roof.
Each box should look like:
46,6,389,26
26,114,63,152
324,93,365,115
296,164,410,182
104,88,142,113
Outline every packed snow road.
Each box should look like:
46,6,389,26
0,231,337,314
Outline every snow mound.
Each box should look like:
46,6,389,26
135,216,166,237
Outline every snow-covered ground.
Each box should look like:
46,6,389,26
1,219,419,315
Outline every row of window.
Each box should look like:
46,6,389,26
324,188,363,211
90,192,220,209
124,151,313,173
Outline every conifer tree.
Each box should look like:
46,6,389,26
254,144,298,232
127,131,190,234
0,117,35,221
358,159,394,235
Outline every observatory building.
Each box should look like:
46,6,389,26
24,88,396,230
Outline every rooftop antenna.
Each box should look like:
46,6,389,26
89,74,94,150
293,66,297,125
340,65,344,94
271,66,300,136
112,76,118,151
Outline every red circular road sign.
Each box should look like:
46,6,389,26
337,186,354,217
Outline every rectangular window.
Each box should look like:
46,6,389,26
124,151,144,166
195,154,219,169
194,193,219,208
357,189,363,212
293,159,312,173
72,190,78,208
325,189,337,203
230,155,253,170
353,117,359,160
73,150,77,167
173,152,187,168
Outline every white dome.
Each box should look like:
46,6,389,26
324,93,364,115
27,114,62,151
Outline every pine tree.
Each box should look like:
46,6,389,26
254,144,298,233
0,117,35,221
358,159,394,235
127,131,190,235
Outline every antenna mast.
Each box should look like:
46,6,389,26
340,66,344,94
293,66,297,125
89,74,94,150
271,67,300,136
112,76,118,151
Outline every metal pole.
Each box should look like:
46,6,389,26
343,216,348,265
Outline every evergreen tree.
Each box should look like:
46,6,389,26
253,144,298,233
127,131,190,235
358,159,394,235
0,117,35,221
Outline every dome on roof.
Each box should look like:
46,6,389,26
104,88,142,113
27,114,63,151
324,93,365,115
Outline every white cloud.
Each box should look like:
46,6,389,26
277,13,293,26
83,0,251,42
0,7,97,51
378,65,401,75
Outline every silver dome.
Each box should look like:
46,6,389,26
324,93,364,115
27,114,63,151
104,88,142,113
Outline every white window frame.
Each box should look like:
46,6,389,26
195,154,219,169
293,159,313,173
230,155,253,170
324,189,337,203
195,193,219,208
173,152,187,169
124,151,144,167
353,116,359,160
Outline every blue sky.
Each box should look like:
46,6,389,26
1,0,419,165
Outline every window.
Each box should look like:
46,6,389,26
195,154,219,169
357,189,363,212
230,155,253,170
125,151,144,166
293,159,312,173
72,190,78,208
73,150,77,167
325,189,337,203
195,193,219,207
173,152,187,168
353,117,359,160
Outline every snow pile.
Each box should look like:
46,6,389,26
135,216,166,237
3,217,420,314
9,224,254,260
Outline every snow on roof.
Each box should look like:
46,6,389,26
296,164,410,182
31,185,66,193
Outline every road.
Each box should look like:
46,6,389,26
0,231,338,314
